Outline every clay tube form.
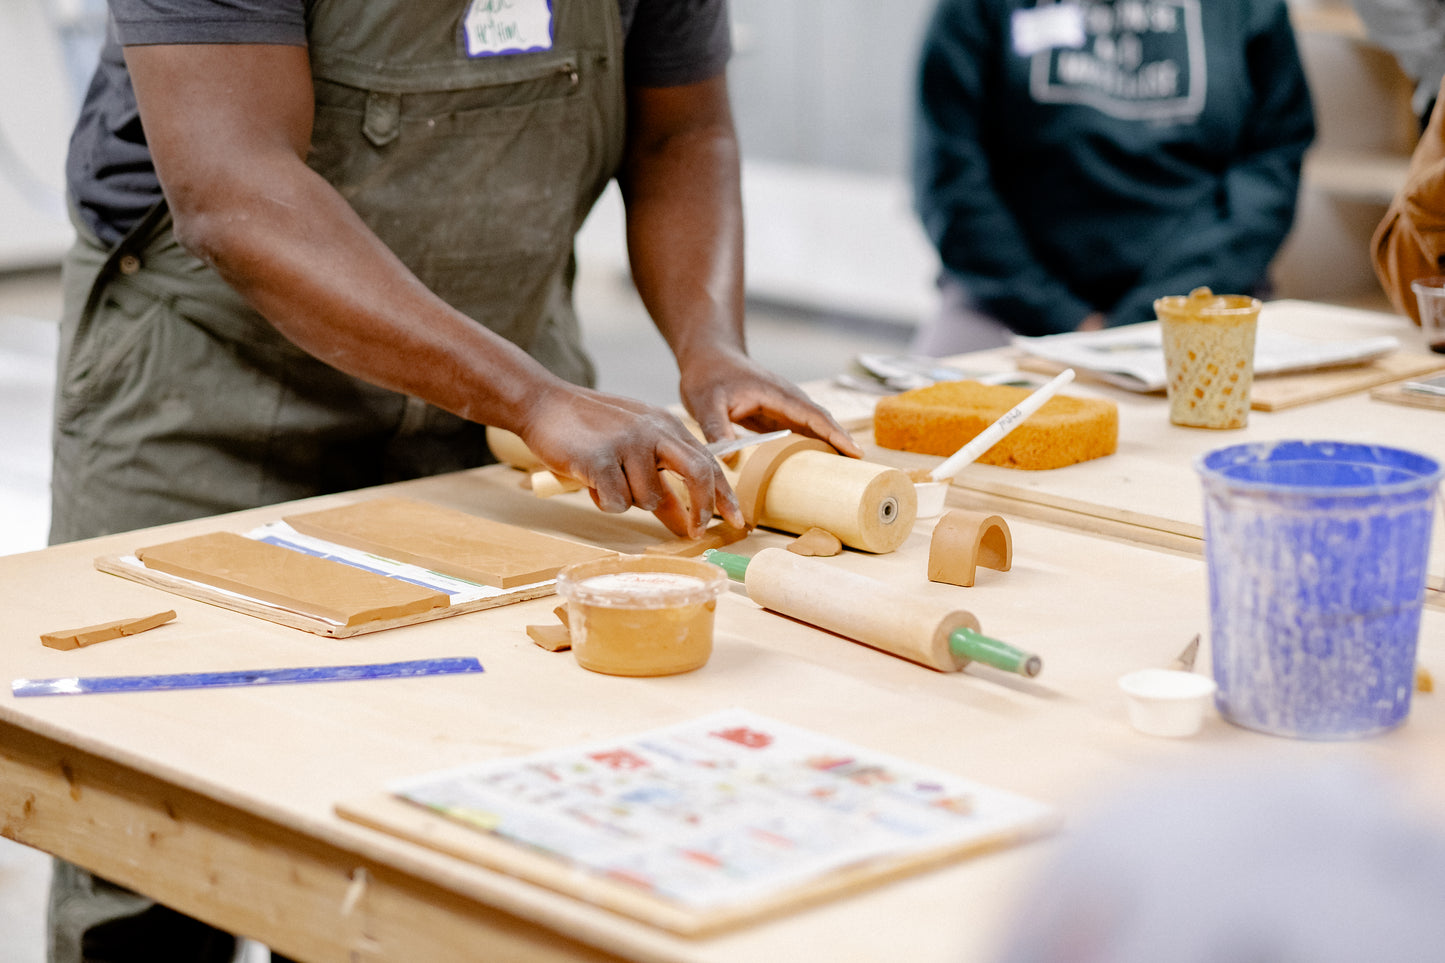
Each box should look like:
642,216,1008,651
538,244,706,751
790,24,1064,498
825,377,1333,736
705,549,1041,677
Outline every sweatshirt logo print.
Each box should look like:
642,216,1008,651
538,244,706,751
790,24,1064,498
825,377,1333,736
1023,0,1206,121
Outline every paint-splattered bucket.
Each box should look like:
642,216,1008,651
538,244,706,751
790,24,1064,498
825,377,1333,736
1196,441,1442,739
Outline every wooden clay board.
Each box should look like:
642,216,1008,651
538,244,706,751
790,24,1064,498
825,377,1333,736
135,531,449,627
95,552,557,639
1247,352,1445,410
284,496,615,588
1371,377,1445,411
1016,351,1445,411
335,793,1053,938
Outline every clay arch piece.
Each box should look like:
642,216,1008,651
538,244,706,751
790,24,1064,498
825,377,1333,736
928,510,1012,587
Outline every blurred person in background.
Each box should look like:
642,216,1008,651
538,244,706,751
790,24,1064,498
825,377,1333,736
1352,0,1445,130
992,761,1445,963
909,0,1314,356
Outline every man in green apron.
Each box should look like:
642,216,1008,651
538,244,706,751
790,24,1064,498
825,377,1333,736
51,1,859,959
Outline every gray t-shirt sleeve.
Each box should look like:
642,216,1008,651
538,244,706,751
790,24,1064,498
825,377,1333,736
109,1,727,82
110,0,307,46
625,0,731,87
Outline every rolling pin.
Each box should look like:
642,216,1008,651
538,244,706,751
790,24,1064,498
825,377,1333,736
705,548,1041,677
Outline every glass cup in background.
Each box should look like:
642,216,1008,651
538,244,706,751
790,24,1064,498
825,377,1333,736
1409,276,1445,354
1154,287,1262,430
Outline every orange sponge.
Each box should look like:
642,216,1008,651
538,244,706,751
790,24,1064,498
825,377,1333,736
873,380,1118,470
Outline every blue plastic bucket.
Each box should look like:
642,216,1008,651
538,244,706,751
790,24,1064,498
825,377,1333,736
1195,441,1442,739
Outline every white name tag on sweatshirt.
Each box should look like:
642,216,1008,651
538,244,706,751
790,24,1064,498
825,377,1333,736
463,0,554,57
1011,3,1086,56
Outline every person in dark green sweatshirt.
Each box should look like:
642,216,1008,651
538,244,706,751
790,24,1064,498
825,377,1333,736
910,0,1315,353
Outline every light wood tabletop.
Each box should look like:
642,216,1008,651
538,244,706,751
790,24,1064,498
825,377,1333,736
3,454,1443,962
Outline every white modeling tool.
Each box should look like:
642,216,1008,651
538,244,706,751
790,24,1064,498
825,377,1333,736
928,368,1077,482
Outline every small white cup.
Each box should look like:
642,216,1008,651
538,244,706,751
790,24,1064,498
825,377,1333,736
1118,668,1217,738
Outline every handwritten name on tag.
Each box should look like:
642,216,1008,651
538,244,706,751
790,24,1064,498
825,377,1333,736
1011,3,1086,57
463,0,553,57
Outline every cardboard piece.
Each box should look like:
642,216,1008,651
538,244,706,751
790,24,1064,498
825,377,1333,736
40,610,178,651
285,497,614,588
136,532,448,627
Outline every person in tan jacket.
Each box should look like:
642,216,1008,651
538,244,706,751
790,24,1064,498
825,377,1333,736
1372,79,1445,325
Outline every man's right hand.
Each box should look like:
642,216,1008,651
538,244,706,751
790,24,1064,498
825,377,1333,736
519,384,744,539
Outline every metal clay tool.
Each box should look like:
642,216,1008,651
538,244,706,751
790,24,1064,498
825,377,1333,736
1170,634,1201,672
12,656,484,697
705,549,1041,677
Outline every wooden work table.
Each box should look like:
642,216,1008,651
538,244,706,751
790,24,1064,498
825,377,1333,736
4,298,1445,961
3,450,1444,962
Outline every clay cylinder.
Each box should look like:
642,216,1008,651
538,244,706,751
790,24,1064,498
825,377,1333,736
743,548,978,672
756,451,917,554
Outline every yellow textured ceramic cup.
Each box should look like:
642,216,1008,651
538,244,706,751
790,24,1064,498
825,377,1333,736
1154,287,1261,429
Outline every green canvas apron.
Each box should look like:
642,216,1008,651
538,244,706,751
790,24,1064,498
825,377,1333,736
50,5,627,956
50,0,625,544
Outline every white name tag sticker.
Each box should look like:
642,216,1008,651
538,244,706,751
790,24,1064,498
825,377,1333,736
462,0,554,58
1011,4,1086,57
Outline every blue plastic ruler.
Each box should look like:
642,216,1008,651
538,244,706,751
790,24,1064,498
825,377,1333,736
11,656,483,698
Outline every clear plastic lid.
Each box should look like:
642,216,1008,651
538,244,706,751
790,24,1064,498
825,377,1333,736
555,555,728,609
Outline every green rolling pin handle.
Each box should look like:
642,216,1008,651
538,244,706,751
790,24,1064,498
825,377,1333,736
703,549,751,582
950,625,1042,678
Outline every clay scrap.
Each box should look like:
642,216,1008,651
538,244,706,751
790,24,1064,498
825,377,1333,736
41,610,178,651
786,527,842,557
527,605,573,652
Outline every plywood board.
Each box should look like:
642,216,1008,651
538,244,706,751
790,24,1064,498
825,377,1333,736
94,553,558,638
135,532,449,627
285,497,615,588
338,776,1053,938
1371,379,1445,410
1016,351,1445,411
1248,352,1445,410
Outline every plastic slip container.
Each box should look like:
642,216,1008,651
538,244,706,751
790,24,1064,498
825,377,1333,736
555,555,728,677
1196,441,1442,739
